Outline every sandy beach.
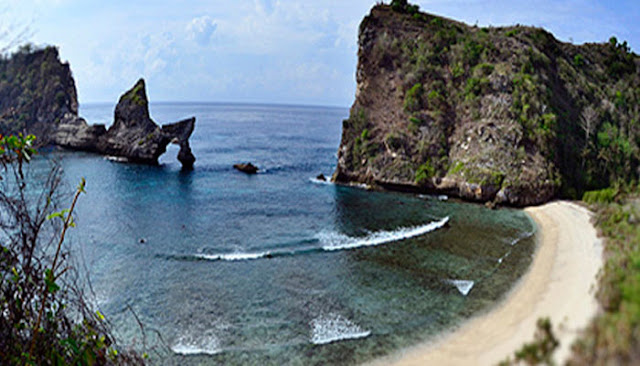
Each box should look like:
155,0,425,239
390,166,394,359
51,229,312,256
369,200,603,366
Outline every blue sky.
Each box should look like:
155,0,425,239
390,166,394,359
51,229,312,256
6,0,639,107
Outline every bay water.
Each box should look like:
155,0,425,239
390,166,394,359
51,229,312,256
37,103,535,365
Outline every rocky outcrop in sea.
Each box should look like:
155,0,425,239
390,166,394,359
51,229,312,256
0,46,196,169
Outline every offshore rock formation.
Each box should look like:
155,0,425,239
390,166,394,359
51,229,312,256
0,47,196,168
97,79,196,168
333,3,640,206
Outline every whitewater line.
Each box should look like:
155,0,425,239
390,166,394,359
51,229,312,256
187,216,450,262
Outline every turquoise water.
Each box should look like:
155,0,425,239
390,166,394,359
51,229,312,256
39,103,535,365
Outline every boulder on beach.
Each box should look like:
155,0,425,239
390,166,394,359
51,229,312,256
233,163,259,174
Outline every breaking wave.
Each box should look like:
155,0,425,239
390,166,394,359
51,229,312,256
171,332,221,356
446,279,475,296
168,216,450,263
319,216,449,251
310,313,371,345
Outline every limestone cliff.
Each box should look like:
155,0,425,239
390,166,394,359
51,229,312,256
0,47,196,168
333,3,640,206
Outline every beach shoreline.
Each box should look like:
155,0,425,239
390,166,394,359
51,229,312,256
368,200,603,366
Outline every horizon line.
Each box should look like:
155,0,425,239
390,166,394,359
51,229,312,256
79,100,350,110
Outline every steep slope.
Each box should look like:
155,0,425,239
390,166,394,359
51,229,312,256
0,45,92,143
334,3,640,206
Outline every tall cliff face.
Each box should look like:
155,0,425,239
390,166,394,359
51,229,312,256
0,47,196,168
334,4,640,206
0,46,81,142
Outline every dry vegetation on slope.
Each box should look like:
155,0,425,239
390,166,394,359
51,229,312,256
334,1,640,206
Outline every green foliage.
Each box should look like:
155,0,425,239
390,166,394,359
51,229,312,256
123,81,147,106
464,77,489,100
582,187,619,204
404,83,424,112
415,160,436,185
409,116,423,127
504,318,559,365
390,0,408,12
595,122,635,182
0,46,74,136
0,135,144,365
451,62,464,79
427,89,444,108
449,161,465,175
462,39,484,65
505,29,519,37
472,62,494,77
571,188,640,364
390,0,420,14
605,36,636,78
573,53,585,67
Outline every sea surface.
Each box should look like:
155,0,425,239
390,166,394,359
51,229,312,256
35,103,535,365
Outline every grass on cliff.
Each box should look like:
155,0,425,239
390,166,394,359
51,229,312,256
349,1,640,199
0,45,74,136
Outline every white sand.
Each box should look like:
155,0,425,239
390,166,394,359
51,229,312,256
369,201,603,366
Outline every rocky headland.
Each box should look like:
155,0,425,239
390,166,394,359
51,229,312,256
0,46,196,169
333,2,640,206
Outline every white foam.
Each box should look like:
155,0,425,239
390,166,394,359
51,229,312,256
310,313,371,345
510,231,534,246
195,252,269,261
171,332,221,355
320,216,449,251
438,195,449,201
309,177,334,185
447,279,475,296
105,156,128,163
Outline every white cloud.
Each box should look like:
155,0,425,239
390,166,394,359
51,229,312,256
186,16,217,46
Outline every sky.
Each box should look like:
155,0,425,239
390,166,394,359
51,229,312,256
4,0,640,107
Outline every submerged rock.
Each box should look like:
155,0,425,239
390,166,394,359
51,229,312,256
233,163,259,174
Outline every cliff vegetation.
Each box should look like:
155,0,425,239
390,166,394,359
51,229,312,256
334,1,640,206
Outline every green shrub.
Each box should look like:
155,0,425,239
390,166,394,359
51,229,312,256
505,29,519,37
573,53,585,67
449,161,465,174
427,89,444,108
409,116,423,126
451,62,464,79
582,187,619,204
390,0,409,12
0,135,144,364
415,160,436,185
464,77,489,99
463,39,484,65
472,62,494,76
404,83,424,112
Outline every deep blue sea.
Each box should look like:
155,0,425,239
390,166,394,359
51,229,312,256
37,103,535,365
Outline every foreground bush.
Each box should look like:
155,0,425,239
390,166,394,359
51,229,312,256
0,134,143,365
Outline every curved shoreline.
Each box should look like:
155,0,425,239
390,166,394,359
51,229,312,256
368,200,603,366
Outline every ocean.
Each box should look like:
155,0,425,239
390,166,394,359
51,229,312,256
36,103,535,365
